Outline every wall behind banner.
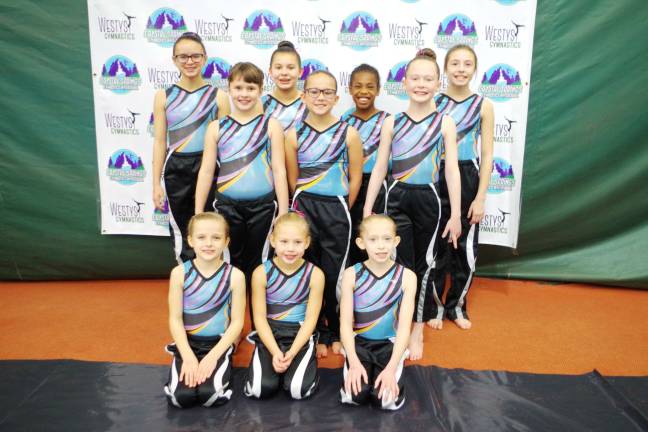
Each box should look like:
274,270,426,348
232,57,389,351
1,0,647,287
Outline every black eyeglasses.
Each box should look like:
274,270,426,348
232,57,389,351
304,88,337,99
174,53,205,63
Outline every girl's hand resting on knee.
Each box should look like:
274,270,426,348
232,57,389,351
345,360,368,396
442,216,462,249
196,353,219,385
374,366,399,403
180,354,199,388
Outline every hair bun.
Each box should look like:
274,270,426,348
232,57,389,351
416,48,437,60
278,40,296,50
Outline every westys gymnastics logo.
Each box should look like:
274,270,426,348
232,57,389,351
338,12,382,51
153,200,170,227
202,57,231,90
241,10,286,49
99,55,141,94
297,59,328,90
106,149,146,186
144,8,187,46
478,63,523,101
383,61,408,100
488,157,515,194
434,14,477,49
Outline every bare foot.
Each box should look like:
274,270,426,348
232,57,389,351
453,317,472,330
426,318,443,330
316,343,328,358
408,323,424,361
331,341,343,355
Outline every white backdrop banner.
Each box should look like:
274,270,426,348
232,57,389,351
88,0,537,247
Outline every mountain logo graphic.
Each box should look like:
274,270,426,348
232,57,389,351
383,61,409,100
297,59,328,90
147,113,155,137
99,55,142,94
338,12,382,51
144,7,187,46
478,63,523,102
488,157,515,194
106,149,146,186
434,14,477,49
153,199,170,227
202,57,231,90
241,10,286,49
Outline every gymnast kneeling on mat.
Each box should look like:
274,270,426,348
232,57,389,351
244,212,325,400
164,212,246,408
339,214,416,410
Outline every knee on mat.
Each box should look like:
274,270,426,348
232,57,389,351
196,382,230,407
340,382,372,405
370,387,406,411
244,375,280,399
165,385,197,409
282,373,318,400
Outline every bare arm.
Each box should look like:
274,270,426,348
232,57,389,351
340,267,368,395
168,265,199,387
168,265,195,362
363,115,394,217
386,269,415,369
152,90,168,210
204,267,246,361
194,121,219,214
286,267,324,357
251,265,282,357
346,127,363,208
374,269,416,400
216,89,231,119
469,98,494,224
441,115,462,248
269,118,289,215
284,128,299,195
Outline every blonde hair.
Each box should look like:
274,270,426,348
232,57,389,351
358,214,397,238
187,212,229,237
272,212,310,238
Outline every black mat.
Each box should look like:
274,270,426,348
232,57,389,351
0,360,647,431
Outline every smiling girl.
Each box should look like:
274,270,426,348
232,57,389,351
363,48,462,360
152,32,230,263
432,45,494,331
342,64,390,265
285,70,363,358
263,41,308,131
195,62,289,290
244,212,325,400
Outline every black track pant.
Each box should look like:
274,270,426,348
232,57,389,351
386,181,441,323
348,174,388,266
214,191,277,289
339,336,406,410
434,161,480,321
244,321,319,400
163,151,215,263
164,337,233,408
292,190,351,345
